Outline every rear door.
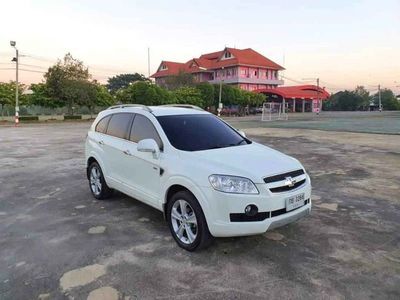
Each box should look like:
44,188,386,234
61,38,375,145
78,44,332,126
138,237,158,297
103,113,134,184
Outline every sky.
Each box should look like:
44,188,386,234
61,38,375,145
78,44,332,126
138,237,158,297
1,0,399,94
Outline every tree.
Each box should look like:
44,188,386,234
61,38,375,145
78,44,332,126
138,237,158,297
0,81,26,116
0,82,15,109
162,71,195,90
26,83,61,108
374,89,399,110
44,53,91,114
117,81,172,105
354,86,371,110
93,83,115,107
196,82,214,108
172,87,203,107
107,73,149,94
323,90,364,111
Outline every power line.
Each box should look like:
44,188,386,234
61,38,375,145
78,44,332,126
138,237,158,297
0,67,45,74
281,75,306,85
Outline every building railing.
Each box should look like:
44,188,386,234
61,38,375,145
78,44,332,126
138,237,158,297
209,76,284,85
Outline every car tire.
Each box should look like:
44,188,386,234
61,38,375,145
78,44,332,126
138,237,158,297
88,162,113,200
167,191,213,251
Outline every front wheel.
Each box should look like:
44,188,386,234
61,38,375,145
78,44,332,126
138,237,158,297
167,191,213,251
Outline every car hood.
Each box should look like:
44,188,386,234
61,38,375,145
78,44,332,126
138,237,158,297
185,142,304,184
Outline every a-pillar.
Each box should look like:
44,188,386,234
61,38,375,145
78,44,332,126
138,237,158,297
292,98,296,112
302,99,305,113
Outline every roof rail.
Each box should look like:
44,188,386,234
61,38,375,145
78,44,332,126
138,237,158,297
108,104,152,112
161,104,204,111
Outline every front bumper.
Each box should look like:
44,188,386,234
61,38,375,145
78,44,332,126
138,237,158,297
201,175,312,237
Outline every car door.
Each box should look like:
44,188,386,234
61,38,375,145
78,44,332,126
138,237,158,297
103,113,134,185
120,114,163,207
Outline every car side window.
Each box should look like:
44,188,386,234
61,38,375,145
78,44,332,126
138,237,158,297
95,115,111,134
130,114,163,150
106,113,133,139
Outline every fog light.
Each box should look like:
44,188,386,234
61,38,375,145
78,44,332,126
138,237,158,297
244,204,258,216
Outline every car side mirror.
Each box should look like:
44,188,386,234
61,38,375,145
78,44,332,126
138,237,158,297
238,130,246,137
137,139,160,159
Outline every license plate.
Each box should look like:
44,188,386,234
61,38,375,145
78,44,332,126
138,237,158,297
286,193,305,211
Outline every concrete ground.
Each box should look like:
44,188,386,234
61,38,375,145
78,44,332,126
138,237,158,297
226,111,400,135
0,119,399,299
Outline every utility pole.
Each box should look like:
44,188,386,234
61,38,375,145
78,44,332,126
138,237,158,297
217,67,224,117
302,77,320,114
10,41,19,126
378,84,382,112
317,77,320,113
147,47,150,78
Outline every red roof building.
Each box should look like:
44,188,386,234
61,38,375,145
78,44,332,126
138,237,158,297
151,47,285,91
254,85,330,113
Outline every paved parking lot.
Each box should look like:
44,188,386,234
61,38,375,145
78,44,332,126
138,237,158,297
0,120,399,299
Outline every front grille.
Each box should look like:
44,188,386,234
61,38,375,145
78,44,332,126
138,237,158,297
270,179,306,193
229,199,310,222
263,169,304,183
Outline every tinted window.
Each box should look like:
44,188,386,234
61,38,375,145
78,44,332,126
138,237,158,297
95,115,111,133
106,113,133,139
156,114,249,151
130,114,163,149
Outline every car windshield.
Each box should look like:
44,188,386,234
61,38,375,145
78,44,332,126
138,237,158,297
156,114,250,151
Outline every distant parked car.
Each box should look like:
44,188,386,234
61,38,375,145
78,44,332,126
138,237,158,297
221,105,240,116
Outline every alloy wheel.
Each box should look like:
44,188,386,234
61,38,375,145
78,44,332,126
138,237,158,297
171,199,198,244
90,166,102,196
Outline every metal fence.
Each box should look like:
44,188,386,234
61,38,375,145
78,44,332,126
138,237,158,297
0,105,109,117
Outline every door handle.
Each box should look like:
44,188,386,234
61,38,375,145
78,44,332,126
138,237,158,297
98,140,104,145
123,149,132,156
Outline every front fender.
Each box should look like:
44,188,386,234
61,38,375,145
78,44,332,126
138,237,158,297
162,175,211,221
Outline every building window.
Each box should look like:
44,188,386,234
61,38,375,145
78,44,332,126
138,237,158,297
224,52,232,59
161,64,167,70
254,70,257,76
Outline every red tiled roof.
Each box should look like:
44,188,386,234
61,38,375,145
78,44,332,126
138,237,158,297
151,47,284,78
214,48,284,69
199,50,223,60
150,61,186,78
255,85,330,100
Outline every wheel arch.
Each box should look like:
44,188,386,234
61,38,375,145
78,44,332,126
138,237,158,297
162,177,210,221
86,153,107,181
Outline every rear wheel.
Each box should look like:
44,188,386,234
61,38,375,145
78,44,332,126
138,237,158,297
167,191,213,251
88,162,112,200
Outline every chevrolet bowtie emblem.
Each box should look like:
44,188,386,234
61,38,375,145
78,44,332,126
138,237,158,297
285,176,296,187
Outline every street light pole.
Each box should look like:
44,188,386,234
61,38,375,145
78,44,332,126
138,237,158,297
217,67,224,117
10,41,19,126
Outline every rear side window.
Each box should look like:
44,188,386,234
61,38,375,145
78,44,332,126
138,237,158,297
130,114,163,149
95,115,111,133
106,113,133,139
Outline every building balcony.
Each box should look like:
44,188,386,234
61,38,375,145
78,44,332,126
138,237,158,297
208,76,284,85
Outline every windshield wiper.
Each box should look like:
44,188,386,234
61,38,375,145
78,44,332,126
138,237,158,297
233,139,247,146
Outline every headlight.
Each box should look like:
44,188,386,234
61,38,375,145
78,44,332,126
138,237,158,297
208,175,259,194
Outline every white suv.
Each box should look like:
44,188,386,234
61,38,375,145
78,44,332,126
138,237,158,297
85,104,312,251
